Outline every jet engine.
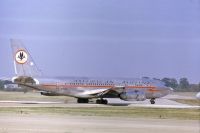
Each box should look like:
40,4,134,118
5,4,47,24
119,91,146,101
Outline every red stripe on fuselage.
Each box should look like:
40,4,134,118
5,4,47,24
41,84,157,89
147,88,161,92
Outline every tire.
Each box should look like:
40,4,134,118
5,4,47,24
96,99,108,104
150,99,155,104
103,99,108,104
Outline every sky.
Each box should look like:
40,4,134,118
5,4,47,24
0,0,200,83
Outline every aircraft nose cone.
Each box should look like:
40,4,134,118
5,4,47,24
169,87,174,91
166,87,173,94
196,92,200,99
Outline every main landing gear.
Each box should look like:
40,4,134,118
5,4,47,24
77,98,108,104
150,98,155,104
77,98,89,103
96,99,108,104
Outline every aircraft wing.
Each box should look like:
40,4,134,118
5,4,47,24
82,88,111,97
111,86,125,93
82,86,125,98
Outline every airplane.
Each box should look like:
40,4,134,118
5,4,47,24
8,39,173,104
196,92,200,99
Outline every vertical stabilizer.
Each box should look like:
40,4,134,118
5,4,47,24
10,39,41,77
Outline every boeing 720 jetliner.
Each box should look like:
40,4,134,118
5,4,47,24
9,39,173,104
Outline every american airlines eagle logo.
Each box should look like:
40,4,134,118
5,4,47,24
15,50,28,64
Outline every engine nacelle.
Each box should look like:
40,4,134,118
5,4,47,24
119,91,146,101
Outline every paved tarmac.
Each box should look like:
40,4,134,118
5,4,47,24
0,92,199,133
0,97,199,109
0,114,199,133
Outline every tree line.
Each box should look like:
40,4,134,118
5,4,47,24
0,80,12,90
160,77,200,92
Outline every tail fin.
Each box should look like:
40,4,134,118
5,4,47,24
10,39,42,77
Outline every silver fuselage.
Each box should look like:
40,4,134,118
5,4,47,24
28,77,172,100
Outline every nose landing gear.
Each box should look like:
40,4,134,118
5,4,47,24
150,98,155,104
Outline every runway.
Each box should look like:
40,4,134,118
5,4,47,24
0,114,199,133
0,92,199,133
0,98,199,109
0,91,199,110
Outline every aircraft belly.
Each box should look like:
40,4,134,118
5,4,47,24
145,90,168,99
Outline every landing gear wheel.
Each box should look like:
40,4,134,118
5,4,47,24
150,98,155,104
77,98,89,103
96,99,108,104
102,99,108,104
